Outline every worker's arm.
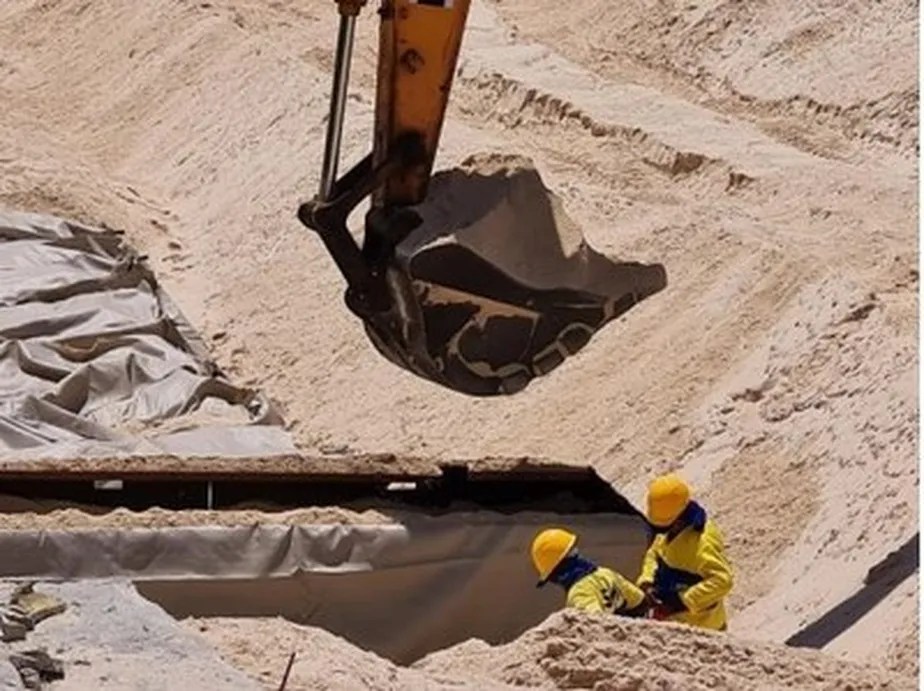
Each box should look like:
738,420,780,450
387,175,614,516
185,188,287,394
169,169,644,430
566,570,636,614
612,572,646,611
636,539,660,589
565,583,606,614
678,527,733,613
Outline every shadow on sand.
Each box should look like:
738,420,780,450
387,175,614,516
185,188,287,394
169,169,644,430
785,532,919,649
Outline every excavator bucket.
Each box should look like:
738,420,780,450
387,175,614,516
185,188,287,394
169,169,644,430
355,155,667,395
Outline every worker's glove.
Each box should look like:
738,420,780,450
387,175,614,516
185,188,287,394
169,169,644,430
653,589,687,617
621,601,650,619
639,585,663,619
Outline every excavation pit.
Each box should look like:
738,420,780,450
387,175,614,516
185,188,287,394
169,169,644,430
0,460,649,664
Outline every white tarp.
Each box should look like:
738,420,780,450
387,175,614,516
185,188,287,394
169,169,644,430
0,512,650,663
0,210,294,458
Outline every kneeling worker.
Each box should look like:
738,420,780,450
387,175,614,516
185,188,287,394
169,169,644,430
639,473,733,631
530,528,649,617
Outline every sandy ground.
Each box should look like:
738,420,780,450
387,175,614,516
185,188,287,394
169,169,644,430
0,582,260,690
0,0,917,686
0,581,912,691
421,609,916,691
194,610,913,691
189,616,501,691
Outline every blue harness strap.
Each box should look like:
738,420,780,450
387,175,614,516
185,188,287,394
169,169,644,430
549,554,597,590
654,555,702,594
653,502,718,611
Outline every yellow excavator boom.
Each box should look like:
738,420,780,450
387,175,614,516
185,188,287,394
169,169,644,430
373,0,471,207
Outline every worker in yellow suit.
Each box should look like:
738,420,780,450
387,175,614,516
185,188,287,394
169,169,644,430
530,528,649,617
638,473,734,631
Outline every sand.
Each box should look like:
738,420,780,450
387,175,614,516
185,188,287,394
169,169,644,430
192,610,912,691
0,581,260,690
0,493,606,530
0,0,917,686
422,610,916,691
189,616,504,691
0,496,393,530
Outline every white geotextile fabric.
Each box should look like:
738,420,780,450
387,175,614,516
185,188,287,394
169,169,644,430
0,210,294,458
0,512,649,663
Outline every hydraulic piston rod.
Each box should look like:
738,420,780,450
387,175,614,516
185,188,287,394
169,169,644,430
319,6,361,200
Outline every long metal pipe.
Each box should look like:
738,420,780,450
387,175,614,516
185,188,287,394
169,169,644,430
319,14,358,200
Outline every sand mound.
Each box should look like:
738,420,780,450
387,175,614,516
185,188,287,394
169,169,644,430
191,611,914,691
406,153,659,294
191,617,502,691
421,611,914,691
364,152,666,395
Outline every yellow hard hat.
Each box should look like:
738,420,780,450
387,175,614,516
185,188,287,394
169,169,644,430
646,473,691,527
530,528,577,583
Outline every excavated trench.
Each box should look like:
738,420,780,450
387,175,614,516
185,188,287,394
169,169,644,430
0,464,649,664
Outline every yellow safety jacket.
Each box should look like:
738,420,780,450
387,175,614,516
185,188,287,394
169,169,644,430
566,566,646,615
638,516,733,631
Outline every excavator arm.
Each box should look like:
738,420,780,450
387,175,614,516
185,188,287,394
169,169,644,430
299,0,468,311
372,0,470,207
298,0,667,396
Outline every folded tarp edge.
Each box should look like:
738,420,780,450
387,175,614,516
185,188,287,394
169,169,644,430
0,513,647,581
